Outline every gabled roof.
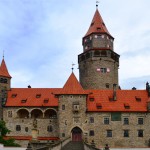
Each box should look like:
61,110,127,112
0,58,11,78
59,72,87,94
84,9,112,37
6,88,61,107
86,90,149,112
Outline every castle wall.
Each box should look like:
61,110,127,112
3,107,59,138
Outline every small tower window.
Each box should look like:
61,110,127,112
97,27,101,31
16,125,21,131
47,125,53,132
106,83,110,89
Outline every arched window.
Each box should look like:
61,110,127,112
47,125,53,132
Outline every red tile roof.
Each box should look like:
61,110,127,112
6,88,61,107
4,136,59,141
0,58,11,78
58,73,87,95
84,9,112,37
86,90,149,112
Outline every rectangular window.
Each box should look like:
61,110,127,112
138,130,143,137
107,130,112,137
124,130,129,137
16,125,21,131
90,117,94,123
89,130,94,136
8,111,12,118
138,118,143,125
62,105,65,110
124,118,129,125
104,118,109,125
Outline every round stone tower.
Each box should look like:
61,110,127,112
78,8,120,89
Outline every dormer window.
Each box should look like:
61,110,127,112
124,103,130,109
12,94,17,98
96,103,102,109
89,96,94,101
135,97,141,102
21,99,27,103
44,98,49,103
36,94,41,98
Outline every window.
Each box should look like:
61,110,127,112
62,105,65,110
89,130,94,136
47,125,53,132
11,94,17,98
106,83,109,89
138,118,143,125
25,127,28,132
124,118,129,125
96,103,102,109
21,99,27,103
104,118,109,125
101,68,107,73
36,94,41,98
8,111,12,118
16,125,21,131
124,103,130,109
62,133,65,137
124,130,129,137
138,130,143,137
107,130,112,137
90,117,94,123
135,97,141,102
44,99,49,103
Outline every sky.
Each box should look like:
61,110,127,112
0,0,150,89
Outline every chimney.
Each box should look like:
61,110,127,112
28,85,31,88
113,84,117,101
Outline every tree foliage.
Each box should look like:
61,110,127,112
0,120,20,147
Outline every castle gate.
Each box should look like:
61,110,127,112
71,127,82,141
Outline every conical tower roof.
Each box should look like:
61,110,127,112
60,72,87,94
85,9,112,37
0,58,11,78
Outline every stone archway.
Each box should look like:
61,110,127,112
71,127,82,142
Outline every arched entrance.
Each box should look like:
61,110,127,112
71,127,82,141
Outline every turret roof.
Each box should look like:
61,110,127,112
0,58,11,78
85,9,112,37
59,72,87,94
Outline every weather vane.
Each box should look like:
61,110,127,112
96,1,99,8
3,50,4,58
71,63,75,72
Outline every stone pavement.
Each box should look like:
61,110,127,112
61,141,84,150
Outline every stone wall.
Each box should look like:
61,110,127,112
3,107,59,138
58,95,87,140
84,112,150,148
79,55,119,89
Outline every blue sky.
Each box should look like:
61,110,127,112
0,0,150,89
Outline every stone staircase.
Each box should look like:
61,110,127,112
61,141,84,150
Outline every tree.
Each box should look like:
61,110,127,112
0,120,20,147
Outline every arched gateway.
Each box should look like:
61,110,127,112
71,127,82,141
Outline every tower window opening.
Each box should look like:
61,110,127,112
106,83,110,88
97,27,101,31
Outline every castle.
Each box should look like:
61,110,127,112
0,7,150,148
